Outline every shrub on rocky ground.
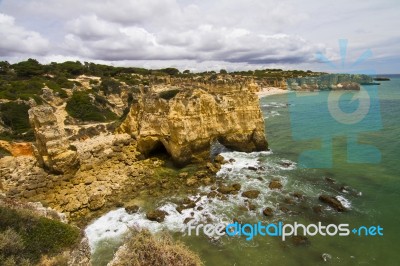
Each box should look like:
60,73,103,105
109,229,203,266
0,205,81,264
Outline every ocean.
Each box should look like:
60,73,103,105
86,77,400,265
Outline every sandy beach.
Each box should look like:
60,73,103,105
257,87,288,98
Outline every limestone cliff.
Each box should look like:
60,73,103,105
28,106,80,174
119,86,268,165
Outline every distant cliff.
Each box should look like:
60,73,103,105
286,74,374,91
118,84,268,165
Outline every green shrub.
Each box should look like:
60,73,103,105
159,89,180,100
100,78,122,95
66,91,117,122
0,206,80,264
0,102,31,134
159,68,180,76
0,80,43,102
12,59,44,78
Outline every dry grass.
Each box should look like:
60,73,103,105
109,229,203,266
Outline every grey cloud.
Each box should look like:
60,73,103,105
0,0,399,73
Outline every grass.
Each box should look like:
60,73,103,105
109,229,203,266
0,206,81,264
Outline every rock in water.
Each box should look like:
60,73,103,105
28,106,80,174
242,190,260,199
318,195,346,212
146,209,168,222
263,207,274,216
125,204,140,214
118,86,268,166
269,180,283,189
217,185,236,194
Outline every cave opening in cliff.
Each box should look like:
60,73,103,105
148,141,170,159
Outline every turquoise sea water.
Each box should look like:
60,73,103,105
176,78,400,265
87,78,400,265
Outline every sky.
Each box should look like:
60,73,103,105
0,0,399,73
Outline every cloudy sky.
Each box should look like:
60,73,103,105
0,0,399,73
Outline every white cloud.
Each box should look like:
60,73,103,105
0,13,49,56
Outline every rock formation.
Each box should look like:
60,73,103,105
118,85,268,165
28,106,80,174
286,73,373,91
0,141,33,157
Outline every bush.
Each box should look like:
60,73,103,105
12,59,44,78
109,229,202,266
159,89,180,100
159,68,180,76
0,80,43,102
66,91,117,122
0,102,31,134
0,206,80,264
0,228,24,255
100,78,122,95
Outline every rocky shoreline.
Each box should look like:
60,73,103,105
0,70,366,265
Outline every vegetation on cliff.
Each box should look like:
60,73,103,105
0,102,34,141
0,204,81,265
66,91,118,122
0,58,324,142
109,229,203,266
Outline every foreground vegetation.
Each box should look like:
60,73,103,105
109,229,203,266
0,204,81,265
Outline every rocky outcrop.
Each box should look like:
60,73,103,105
28,106,80,174
0,141,34,157
67,235,91,266
119,86,268,165
286,74,370,91
318,195,346,212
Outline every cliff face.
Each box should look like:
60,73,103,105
286,74,372,91
119,87,268,165
28,106,80,174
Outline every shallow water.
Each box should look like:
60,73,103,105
87,78,400,265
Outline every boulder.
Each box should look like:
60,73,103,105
88,194,105,211
318,195,346,212
269,180,283,189
232,183,241,191
263,207,274,216
125,204,140,214
214,154,225,164
241,190,260,199
186,176,198,187
217,185,236,194
146,209,168,222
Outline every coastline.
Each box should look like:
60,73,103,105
257,87,288,98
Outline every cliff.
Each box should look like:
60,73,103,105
286,74,373,91
118,85,268,165
28,106,80,174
